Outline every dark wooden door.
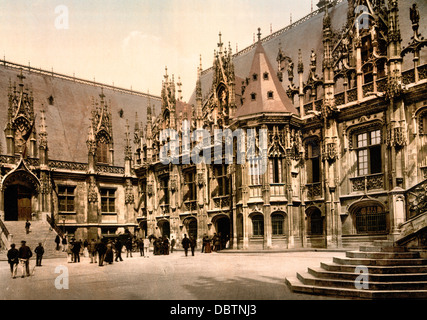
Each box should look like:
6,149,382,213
17,186,32,221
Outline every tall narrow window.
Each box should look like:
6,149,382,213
100,188,116,214
307,141,320,183
97,139,109,164
160,176,169,205
269,158,283,183
252,215,264,236
58,186,75,212
184,171,196,201
356,129,382,176
214,165,229,197
249,159,261,185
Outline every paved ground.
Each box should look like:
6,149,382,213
0,249,348,300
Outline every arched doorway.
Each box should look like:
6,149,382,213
184,217,197,239
215,216,231,249
158,219,170,238
4,185,32,221
2,161,40,221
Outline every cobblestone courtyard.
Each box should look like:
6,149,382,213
0,250,347,300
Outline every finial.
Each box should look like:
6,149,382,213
257,28,261,42
218,31,223,50
99,87,105,100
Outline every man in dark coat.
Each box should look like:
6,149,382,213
7,243,19,278
72,239,81,263
114,239,123,262
125,238,133,258
181,234,191,257
18,241,32,277
96,239,107,266
137,238,144,257
25,220,31,234
34,242,45,266
55,235,61,251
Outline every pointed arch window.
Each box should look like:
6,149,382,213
97,138,109,164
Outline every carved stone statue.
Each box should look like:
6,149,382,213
410,3,420,34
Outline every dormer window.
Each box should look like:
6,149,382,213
252,74,258,81
251,93,257,101
267,91,274,99
263,72,269,80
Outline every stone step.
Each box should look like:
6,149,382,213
321,262,427,274
297,272,427,291
372,240,395,247
333,256,427,266
308,267,427,282
346,251,420,259
359,246,409,253
285,277,427,299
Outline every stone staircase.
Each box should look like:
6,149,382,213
285,241,427,299
0,220,67,260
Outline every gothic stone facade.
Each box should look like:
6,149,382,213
135,0,427,250
1,0,427,250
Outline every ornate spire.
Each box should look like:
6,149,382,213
39,109,48,150
86,122,96,155
124,119,132,161
177,76,182,101
134,112,140,145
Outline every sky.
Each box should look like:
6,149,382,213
0,0,315,101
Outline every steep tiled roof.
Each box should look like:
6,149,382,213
0,63,161,167
235,40,299,118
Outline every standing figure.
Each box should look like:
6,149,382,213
114,239,123,262
163,236,169,255
201,234,208,253
72,239,81,263
170,236,176,253
25,220,31,234
35,242,44,267
104,241,114,264
125,237,133,258
181,234,191,257
137,238,144,257
88,239,97,264
18,241,32,277
143,237,150,258
96,239,107,266
189,235,196,256
55,235,61,251
62,236,67,252
7,244,19,278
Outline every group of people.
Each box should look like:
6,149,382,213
152,235,176,255
64,236,151,266
7,241,45,278
6,231,231,278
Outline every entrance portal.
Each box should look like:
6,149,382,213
215,216,231,249
4,185,32,221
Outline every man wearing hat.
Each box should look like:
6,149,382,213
18,241,32,277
